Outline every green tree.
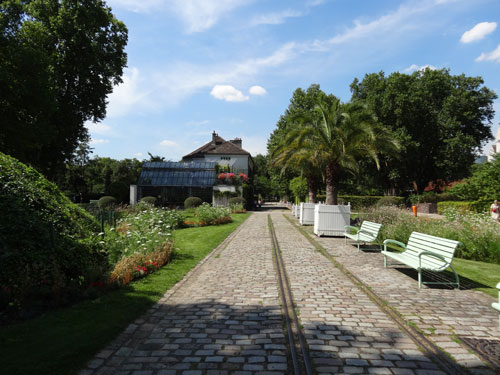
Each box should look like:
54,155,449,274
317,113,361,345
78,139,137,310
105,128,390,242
447,155,500,203
289,176,308,203
268,84,325,201
291,95,398,205
0,0,128,178
350,69,497,193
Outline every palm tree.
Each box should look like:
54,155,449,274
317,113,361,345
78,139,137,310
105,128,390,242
270,135,321,203
295,96,399,205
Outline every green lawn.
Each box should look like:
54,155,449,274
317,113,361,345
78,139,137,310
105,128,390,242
0,213,249,375
452,258,500,297
380,243,500,297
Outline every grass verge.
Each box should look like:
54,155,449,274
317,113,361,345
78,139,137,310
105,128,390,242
0,213,249,375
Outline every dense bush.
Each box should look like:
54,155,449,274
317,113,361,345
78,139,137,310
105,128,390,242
98,196,116,209
0,153,102,315
195,203,232,225
362,206,500,264
140,196,157,206
184,196,203,208
108,181,129,203
437,200,490,214
316,195,404,210
447,156,500,202
103,207,178,284
376,196,405,207
228,197,246,206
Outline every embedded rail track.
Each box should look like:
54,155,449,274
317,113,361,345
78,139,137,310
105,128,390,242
268,215,313,375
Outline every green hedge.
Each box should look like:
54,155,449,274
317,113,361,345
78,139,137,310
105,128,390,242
0,153,103,316
316,195,405,210
438,200,490,214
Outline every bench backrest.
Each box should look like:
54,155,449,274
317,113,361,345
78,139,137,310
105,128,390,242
360,221,382,236
405,232,460,269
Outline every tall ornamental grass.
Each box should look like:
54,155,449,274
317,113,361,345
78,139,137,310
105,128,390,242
362,205,500,264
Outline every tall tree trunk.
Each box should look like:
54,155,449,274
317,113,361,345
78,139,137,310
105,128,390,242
325,162,340,205
306,174,317,203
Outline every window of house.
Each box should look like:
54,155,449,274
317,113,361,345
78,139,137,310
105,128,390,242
220,156,231,160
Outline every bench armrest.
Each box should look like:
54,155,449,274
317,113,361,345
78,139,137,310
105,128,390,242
383,239,406,252
344,225,359,234
418,251,447,268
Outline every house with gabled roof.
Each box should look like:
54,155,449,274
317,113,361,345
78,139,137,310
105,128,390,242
182,131,253,175
131,132,253,207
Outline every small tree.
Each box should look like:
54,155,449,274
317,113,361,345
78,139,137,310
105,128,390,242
289,176,308,203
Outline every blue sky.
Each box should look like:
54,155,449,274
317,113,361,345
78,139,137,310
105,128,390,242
86,0,500,161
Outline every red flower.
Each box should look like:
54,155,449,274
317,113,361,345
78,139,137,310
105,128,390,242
227,173,235,179
239,173,247,181
218,173,226,180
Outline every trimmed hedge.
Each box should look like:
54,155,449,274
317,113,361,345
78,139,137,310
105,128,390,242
184,197,203,208
438,200,491,214
98,196,116,209
316,195,405,210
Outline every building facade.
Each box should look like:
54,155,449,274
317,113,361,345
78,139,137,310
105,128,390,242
131,132,253,206
488,127,500,162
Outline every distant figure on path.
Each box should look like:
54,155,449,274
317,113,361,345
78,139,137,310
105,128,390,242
490,199,499,221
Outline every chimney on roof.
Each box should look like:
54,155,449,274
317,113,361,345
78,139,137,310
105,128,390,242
212,131,217,144
230,138,242,148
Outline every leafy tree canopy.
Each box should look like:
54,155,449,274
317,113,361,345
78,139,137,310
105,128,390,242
447,156,500,203
350,69,497,193
0,0,128,178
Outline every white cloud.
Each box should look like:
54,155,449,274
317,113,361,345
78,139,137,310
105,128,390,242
186,120,211,126
135,152,143,157
210,85,249,102
90,138,109,144
250,9,302,26
249,85,267,95
86,122,112,135
460,22,497,43
107,0,163,13
169,0,252,33
240,135,268,156
476,44,500,62
404,64,437,72
107,67,152,117
160,139,178,147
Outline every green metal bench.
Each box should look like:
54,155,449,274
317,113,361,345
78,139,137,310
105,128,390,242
493,282,500,331
344,220,382,252
382,232,461,289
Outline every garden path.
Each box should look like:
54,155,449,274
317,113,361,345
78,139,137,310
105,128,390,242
81,211,498,375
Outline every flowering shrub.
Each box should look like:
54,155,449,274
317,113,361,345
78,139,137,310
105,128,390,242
109,242,173,286
217,172,247,185
195,203,232,226
103,206,181,266
230,203,246,213
362,205,500,264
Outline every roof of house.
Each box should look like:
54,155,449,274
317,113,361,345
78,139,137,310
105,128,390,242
182,132,251,159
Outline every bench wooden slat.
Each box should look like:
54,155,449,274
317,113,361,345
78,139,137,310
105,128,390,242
344,221,382,252
382,231,461,288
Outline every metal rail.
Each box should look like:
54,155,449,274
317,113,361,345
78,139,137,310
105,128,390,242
268,215,313,375
284,214,469,375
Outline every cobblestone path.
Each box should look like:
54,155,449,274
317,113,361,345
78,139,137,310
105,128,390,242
271,213,447,375
297,214,499,374
81,213,288,375
81,210,498,375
